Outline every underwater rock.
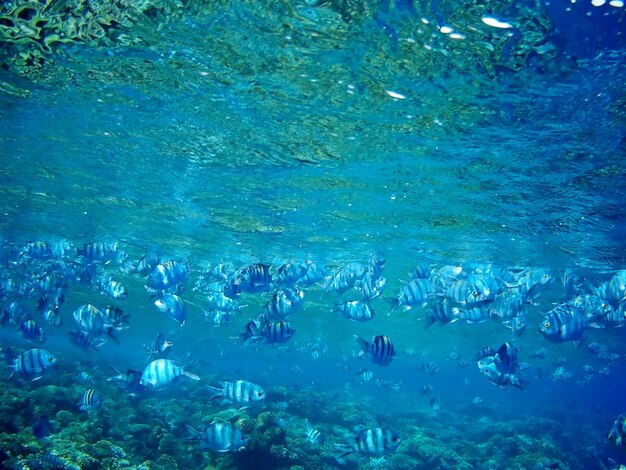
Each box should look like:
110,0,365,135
55,409,76,427
29,385,72,411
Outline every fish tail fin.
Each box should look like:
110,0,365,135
204,384,223,400
184,424,202,440
183,370,200,381
353,335,370,355
105,326,120,345
383,297,399,315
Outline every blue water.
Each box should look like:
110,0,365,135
1,0,626,469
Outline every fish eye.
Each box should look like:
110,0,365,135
544,322,550,329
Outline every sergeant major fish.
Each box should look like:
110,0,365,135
147,260,189,291
185,421,247,452
354,335,395,366
154,293,186,326
264,288,305,320
335,427,401,459
9,348,57,380
539,304,597,343
388,278,436,313
205,380,266,406
608,413,626,447
78,388,102,411
336,300,375,322
140,359,200,390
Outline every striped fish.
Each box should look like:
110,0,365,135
146,260,189,290
234,263,273,294
273,260,308,287
20,241,53,260
606,270,626,308
20,319,46,343
539,304,592,343
144,332,173,360
608,413,626,447
305,419,323,445
205,380,266,406
98,275,127,300
73,304,117,341
78,388,103,411
336,427,401,459
42,305,63,327
356,273,387,301
10,348,57,380
154,293,186,326
264,288,305,320
354,335,395,366
185,421,247,452
389,278,436,313
102,305,130,329
69,329,106,351
77,242,120,263
425,299,460,329
337,300,375,322
325,262,366,296
140,359,200,390
440,279,492,307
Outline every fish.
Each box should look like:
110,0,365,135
102,305,130,329
477,356,523,389
144,332,173,360
205,380,266,406
336,300,375,322
356,368,374,383
606,270,626,308
20,241,54,260
493,342,519,374
388,278,436,313
9,348,57,380
305,419,323,445
146,260,189,290
32,415,55,439
133,252,161,276
240,319,295,345
75,371,95,385
438,279,492,307
78,388,103,411
354,335,395,366
335,427,401,459
539,304,594,343
20,319,46,343
232,263,273,294
69,330,107,351
77,242,121,264
203,310,232,326
154,293,186,325
356,273,387,301
264,287,305,320
73,304,118,342
108,367,144,395
429,395,441,411
140,359,200,390
425,299,460,328
273,260,309,287
42,305,63,327
98,274,128,300
566,294,613,322
325,262,366,295
185,421,248,452
205,291,243,313
608,413,626,447
489,288,525,321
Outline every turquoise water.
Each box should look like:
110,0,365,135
1,0,626,469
